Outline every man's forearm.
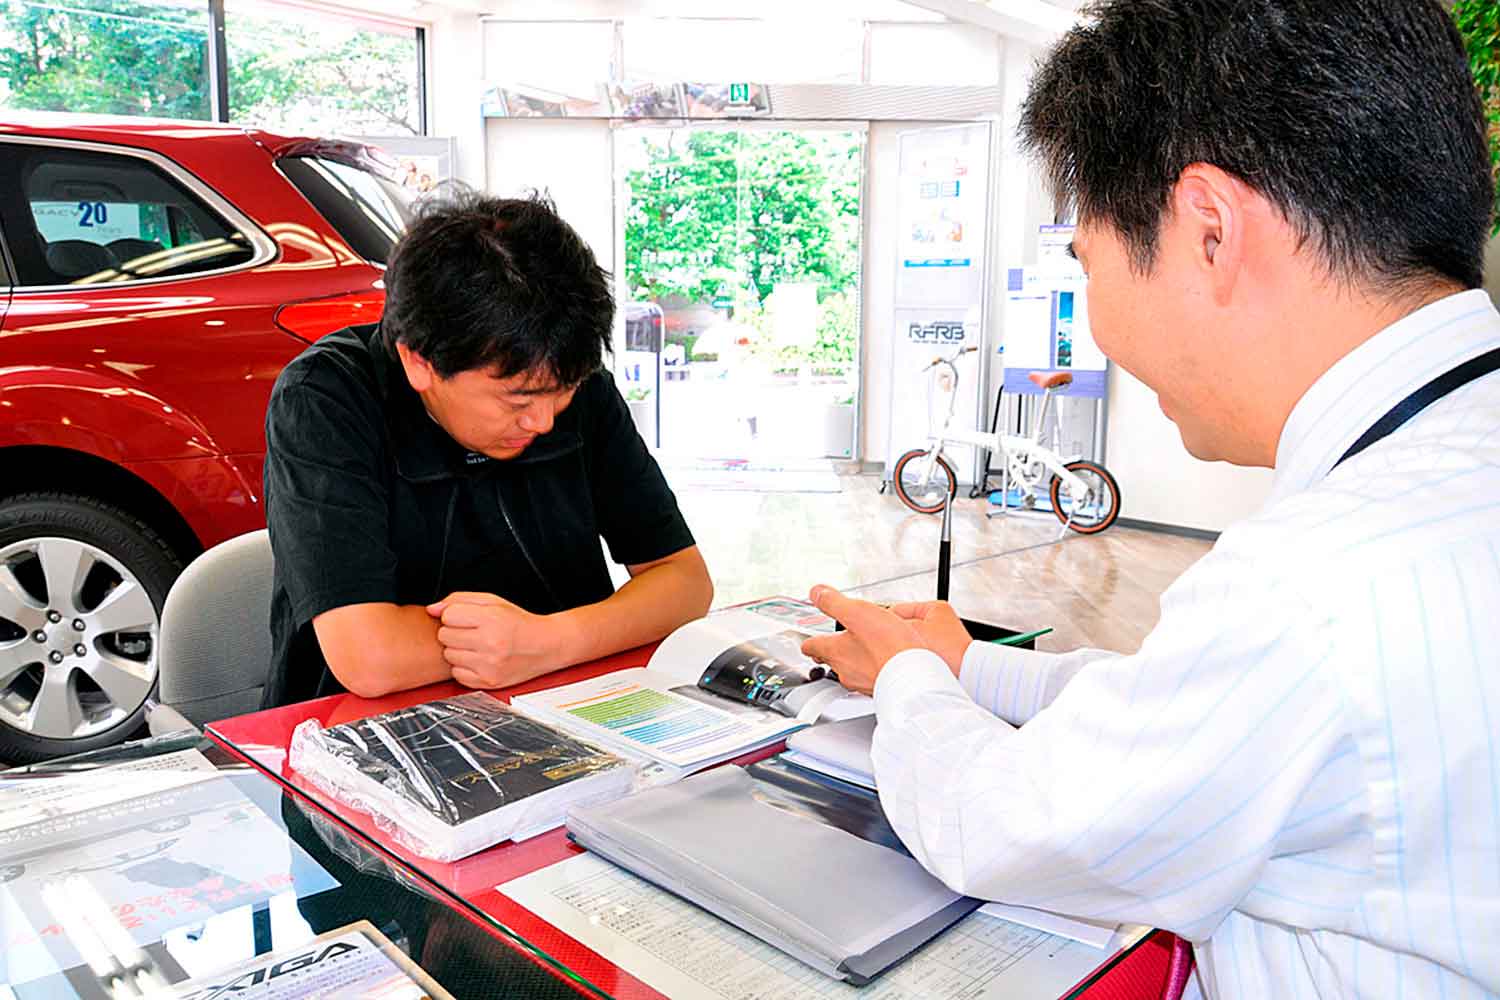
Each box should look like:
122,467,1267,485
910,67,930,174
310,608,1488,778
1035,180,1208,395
314,603,453,699
549,552,713,666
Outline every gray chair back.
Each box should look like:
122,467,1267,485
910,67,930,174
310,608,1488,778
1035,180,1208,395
157,529,273,725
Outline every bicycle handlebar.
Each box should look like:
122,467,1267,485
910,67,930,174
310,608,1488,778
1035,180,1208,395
923,345,980,370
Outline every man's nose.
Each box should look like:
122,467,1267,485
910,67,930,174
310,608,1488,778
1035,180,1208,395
518,400,554,435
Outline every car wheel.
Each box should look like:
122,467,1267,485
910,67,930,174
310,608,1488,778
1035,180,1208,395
0,492,182,764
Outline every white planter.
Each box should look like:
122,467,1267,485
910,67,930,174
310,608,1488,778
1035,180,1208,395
627,397,658,448
822,403,854,458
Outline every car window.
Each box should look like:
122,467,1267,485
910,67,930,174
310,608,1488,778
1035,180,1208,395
278,154,412,266
0,143,257,287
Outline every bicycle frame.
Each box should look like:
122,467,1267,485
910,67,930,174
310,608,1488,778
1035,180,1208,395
908,350,1094,515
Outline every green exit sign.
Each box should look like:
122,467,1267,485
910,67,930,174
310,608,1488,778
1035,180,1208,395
728,83,751,103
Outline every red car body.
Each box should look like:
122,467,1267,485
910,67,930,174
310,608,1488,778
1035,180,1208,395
0,114,396,760
0,115,386,554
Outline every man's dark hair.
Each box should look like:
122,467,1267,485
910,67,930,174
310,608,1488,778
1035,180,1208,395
1019,0,1494,291
381,189,613,383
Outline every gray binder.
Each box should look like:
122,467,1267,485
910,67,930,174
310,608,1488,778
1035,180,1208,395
566,760,979,985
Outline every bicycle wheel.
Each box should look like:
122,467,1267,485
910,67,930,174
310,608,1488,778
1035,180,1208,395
1048,460,1121,534
892,449,958,514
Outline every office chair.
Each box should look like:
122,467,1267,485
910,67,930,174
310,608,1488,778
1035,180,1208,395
150,529,274,733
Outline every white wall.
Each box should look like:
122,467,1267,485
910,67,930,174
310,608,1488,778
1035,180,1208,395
425,7,488,189
483,118,616,276
1103,368,1274,533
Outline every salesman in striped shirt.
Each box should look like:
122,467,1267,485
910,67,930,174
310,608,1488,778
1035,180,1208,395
803,2,1500,997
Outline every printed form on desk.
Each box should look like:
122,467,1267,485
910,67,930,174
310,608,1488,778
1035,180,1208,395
499,854,1146,1000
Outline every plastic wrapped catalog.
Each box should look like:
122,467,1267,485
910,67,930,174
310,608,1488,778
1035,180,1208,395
289,693,634,861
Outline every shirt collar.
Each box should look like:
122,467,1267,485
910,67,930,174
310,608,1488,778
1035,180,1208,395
1269,288,1500,503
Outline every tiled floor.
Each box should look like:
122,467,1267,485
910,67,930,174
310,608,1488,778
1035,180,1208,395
675,473,1213,656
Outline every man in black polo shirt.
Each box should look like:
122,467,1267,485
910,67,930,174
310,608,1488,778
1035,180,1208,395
262,191,713,705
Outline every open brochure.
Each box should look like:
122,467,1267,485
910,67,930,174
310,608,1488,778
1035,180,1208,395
511,599,875,775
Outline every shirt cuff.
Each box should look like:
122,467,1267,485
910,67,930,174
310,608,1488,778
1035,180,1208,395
874,648,969,726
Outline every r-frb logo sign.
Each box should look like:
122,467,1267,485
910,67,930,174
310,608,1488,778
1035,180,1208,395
908,321,965,344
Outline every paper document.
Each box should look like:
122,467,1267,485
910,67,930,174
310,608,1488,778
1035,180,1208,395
782,715,878,789
501,853,1145,1000
977,903,1122,951
512,668,804,772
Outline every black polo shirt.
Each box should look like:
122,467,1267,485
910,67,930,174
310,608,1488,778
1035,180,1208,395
262,323,695,707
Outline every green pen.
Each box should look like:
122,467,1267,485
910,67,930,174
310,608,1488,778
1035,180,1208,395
990,627,1053,647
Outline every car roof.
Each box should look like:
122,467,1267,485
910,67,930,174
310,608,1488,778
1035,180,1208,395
0,111,311,153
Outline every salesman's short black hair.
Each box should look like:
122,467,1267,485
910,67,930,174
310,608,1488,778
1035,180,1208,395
1019,0,1494,292
381,188,613,384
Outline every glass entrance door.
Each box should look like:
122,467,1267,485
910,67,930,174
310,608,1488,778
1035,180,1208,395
616,126,864,465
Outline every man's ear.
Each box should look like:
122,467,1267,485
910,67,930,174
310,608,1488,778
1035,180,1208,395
396,341,435,393
1172,163,1244,306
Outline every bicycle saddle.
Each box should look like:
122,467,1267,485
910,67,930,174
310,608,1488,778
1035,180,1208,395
1028,371,1073,390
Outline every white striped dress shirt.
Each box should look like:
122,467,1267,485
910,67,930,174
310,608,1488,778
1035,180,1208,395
872,289,1500,999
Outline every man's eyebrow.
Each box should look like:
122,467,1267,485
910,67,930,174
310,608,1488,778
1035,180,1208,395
502,379,572,396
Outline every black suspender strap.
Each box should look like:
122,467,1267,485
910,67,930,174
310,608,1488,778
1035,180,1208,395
1332,345,1500,471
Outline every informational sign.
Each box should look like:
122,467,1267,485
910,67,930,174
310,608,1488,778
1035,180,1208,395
885,123,992,481
31,201,144,245
353,135,457,196
1002,263,1108,398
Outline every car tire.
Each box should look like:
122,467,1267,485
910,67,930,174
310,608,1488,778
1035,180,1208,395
0,492,182,764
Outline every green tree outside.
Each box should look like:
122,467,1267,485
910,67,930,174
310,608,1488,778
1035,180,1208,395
0,0,211,119
0,0,418,136
624,129,862,367
1454,0,1500,233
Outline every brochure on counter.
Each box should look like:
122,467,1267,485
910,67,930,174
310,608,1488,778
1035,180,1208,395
162,920,453,999
511,598,875,776
567,757,979,985
288,693,634,862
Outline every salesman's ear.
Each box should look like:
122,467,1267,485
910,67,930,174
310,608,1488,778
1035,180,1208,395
396,341,437,393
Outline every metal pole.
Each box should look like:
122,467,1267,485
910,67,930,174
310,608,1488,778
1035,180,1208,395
415,27,429,136
206,0,229,123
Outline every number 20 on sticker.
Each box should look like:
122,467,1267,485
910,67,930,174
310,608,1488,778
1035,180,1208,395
76,201,109,228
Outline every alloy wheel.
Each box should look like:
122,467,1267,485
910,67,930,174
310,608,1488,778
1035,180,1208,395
0,537,159,741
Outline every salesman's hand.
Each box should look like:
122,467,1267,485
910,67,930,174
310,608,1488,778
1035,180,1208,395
882,599,972,674
426,592,559,690
799,585,950,696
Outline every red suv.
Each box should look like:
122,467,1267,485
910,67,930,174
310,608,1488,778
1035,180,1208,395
0,114,409,762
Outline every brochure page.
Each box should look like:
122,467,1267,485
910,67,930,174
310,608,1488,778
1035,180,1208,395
512,668,804,771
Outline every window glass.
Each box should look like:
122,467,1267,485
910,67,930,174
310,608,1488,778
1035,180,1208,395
227,0,422,137
2,145,256,286
0,0,211,119
278,155,412,266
